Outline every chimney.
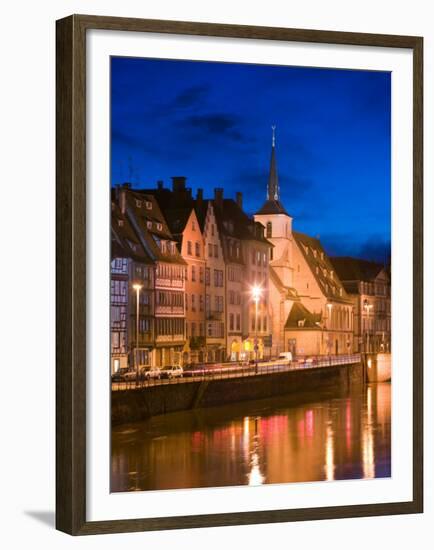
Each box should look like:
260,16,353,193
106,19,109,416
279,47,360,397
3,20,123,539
119,186,127,214
186,187,192,199
196,188,203,201
214,188,223,209
236,191,243,210
171,176,187,192
157,180,164,190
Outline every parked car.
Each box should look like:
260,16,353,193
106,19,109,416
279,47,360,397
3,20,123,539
111,367,128,382
123,369,138,381
140,366,161,380
160,365,183,379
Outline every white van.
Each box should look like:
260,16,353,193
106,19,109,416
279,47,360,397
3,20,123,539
278,352,293,363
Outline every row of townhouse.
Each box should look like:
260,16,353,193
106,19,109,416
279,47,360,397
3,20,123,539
110,132,391,373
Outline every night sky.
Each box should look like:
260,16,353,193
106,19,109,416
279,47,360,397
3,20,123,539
111,57,391,263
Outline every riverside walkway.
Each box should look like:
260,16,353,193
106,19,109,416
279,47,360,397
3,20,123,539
112,354,361,391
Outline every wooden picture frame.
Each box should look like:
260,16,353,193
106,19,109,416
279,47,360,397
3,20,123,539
56,14,423,535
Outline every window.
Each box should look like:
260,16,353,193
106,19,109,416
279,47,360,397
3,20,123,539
214,269,223,287
236,245,240,258
185,294,188,310
257,251,261,265
214,244,218,258
199,267,204,283
147,221,152,230
145,201,152,210
266,221,272,238
191,294,196,311
263,252,267,266
135,199,142,208
263,317,267,331
208,243,213,257
192,220,196,231
205,268,210,286
191,322,196,337
139,319,151,332
229,313,234,331
157,223,162,231
191,265,196,281
229,290,234,305
195,242,200,257
211,224,215,236
252,249,256,264
118,219,124,227
236,314,241,331
199,295,204,311
187,241,192,255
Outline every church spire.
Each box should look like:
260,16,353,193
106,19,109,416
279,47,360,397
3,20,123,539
254,126,289,217
267,125,279,201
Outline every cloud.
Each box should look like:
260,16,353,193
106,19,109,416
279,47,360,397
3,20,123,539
320,233,391,263
179,113,244,141
173,84,210,109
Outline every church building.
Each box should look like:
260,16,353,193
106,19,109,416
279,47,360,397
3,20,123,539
254,129,354,357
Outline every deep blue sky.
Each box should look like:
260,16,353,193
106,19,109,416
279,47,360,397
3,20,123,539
111,57,391,263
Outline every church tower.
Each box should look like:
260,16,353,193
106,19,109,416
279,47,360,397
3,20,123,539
254,127,294,287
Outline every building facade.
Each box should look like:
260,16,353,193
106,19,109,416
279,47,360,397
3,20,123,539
331,257,391,353
115,186,187,368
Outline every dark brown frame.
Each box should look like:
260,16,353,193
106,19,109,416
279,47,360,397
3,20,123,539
56,14,423,536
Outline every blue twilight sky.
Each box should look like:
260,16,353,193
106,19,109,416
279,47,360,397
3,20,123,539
111,57,391,263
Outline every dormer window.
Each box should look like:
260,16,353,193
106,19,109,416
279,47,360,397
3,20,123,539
145,201,152,210
147,221,152,230
339,288,343,297
313,249,317,258
135,199,142,208
330,270,334,280
118,219,124,227
157,223,163,231
298,319,306,327
321,252,324,260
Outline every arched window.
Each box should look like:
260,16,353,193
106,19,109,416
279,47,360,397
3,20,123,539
266,221,272,238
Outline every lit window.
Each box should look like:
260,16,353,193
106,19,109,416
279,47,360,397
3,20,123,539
145,201,152,210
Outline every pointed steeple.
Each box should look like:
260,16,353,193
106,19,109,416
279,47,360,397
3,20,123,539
267,125,279,201
255,125,289,217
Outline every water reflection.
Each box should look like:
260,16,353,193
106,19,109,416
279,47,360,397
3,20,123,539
111,383,391,492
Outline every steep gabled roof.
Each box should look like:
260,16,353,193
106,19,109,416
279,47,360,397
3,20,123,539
293,231,351,304
330,256,387,283
111,202,152,263
285,302,322,330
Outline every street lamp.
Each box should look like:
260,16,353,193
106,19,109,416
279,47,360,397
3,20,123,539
133,283,142,385
326,302,333,358
251,285,262,373
363,299,373,353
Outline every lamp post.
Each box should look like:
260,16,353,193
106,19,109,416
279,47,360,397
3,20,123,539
326,302,333,359
363,299,373,353
252,286,262,373
133,283,142,386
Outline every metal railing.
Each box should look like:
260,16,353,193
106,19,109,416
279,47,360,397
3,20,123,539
111,354,361,391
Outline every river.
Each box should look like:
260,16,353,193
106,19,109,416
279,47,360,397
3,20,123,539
111,382,391,492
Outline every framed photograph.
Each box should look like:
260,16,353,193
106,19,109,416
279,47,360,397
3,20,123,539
56,14,423,535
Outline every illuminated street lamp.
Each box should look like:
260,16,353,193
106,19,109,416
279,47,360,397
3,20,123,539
363,299,373,353
133,283,143,385
252,285,262,372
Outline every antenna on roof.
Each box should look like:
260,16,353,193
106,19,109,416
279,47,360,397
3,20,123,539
128,156,133,183
271,125,276,147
